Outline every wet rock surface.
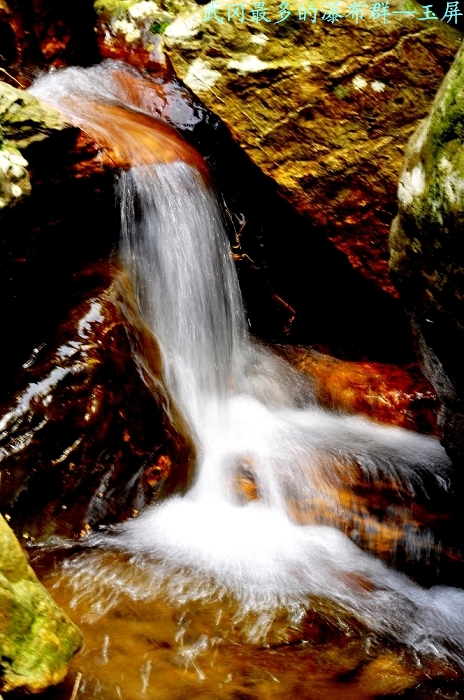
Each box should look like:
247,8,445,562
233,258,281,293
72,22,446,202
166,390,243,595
0,265,194,541
0,515,82,693
161,0,461,296
390,41,464,473
280,346,440,435
0,80,117,387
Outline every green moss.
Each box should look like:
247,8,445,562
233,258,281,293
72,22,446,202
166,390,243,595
334,84,351,100
0,516,82,694
150,20,171,32
0,82,66,150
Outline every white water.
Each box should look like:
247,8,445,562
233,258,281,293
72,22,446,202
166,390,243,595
30,61,464,668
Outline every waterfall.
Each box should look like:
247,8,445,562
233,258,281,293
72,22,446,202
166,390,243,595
29,60,464,668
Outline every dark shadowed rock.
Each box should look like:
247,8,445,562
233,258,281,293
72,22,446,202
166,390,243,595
0,265,194,541
0,0,100,79
0,80,117,386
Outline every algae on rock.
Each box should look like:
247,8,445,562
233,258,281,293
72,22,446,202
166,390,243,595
0,81,67,211
390,40,464,469
0,515,82,693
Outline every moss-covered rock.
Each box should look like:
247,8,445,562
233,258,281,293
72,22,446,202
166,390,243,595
0,80,66,149
0,515,82,693
0,80,67,211
390,41,464,469
94,0,196,70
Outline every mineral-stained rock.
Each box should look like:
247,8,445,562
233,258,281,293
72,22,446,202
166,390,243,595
280,346,440,435
0,0,100,78
159,0,461,296
0,264,194,541
0,514,82,693
390,41,464,471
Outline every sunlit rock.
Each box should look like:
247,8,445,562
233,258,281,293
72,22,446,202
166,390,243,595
390,41,464,471
279,346,440,434
0,80,66,208
356,652,421,695
94,0,197,73
0,265,194,540
0,515,82,693
162,0,461,296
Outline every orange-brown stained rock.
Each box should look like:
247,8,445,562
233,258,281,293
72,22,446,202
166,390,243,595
163,0,462,297
0,0,100,81
0,264,194,541
45,96,210,180
279,346,440,436
356,652,421,696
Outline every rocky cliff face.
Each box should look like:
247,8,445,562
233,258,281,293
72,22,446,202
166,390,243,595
0,514,82,693
390,41,464,471
160,0,461,297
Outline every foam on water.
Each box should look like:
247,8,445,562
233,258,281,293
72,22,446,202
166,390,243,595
30,60,464,670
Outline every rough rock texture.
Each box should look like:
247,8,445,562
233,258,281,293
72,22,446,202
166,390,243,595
0,80,65,210
0,264,194,541
0,514,82,693
0,0,100,79
94,0,196,72
280,346,440,434
160,0,461,296
390,41,464,471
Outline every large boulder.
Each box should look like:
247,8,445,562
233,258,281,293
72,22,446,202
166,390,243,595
390,41,464,471
160,0,462,297
0,514,82,693
0,264,194,541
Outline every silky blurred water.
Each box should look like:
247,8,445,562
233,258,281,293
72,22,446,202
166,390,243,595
30,61,464,698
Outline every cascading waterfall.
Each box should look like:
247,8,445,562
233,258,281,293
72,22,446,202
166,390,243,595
30,60,464,675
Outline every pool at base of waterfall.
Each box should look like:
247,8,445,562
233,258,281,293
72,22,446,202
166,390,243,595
31,541,463,700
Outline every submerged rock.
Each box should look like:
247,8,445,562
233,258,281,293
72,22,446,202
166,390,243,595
160,0,461,296
0,265,194,540
0,515,82,693
390,41,464,471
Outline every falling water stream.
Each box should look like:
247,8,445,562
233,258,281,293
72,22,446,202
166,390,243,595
28,61,464,699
